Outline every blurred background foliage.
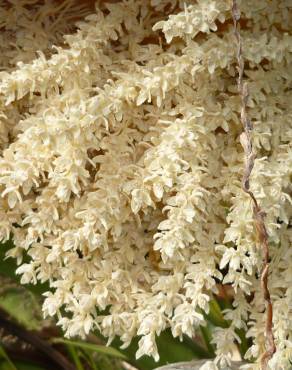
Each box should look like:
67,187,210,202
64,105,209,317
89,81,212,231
0,240,244,370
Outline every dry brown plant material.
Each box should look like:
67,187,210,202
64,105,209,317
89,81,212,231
231,1,276,368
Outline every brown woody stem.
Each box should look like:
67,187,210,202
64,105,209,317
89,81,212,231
0,308,75,370
231,1,276,369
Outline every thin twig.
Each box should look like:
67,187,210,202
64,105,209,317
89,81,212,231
231,1,276,369
0,309,76,370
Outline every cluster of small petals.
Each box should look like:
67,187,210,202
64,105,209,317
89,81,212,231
0,0,291,367
153,0,229,43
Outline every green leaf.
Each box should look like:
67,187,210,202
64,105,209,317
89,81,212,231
200,324,215,357
66,344,85,370
82,351,99,370
5,362,45,370
0,241,48,296
87,352,118,370
52,338,127,360
110,329,209,370
235,328,249,359
0,345,17,370
205,300,228,328
0,364,17,370
0,287,43,330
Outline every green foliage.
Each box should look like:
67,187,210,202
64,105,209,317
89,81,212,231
0,345,17,370
62,340,124,370
0,240,242,370
0,240,219,370
0,362,44,370
0,287,43,331
53,338,127,360
110,329,211,370
0,241,48,295
0,238,252,370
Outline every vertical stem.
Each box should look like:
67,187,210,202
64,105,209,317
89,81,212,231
231,1,276,369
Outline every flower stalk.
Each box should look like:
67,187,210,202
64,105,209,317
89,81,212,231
231,1,276,368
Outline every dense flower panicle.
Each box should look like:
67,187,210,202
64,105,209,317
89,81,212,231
0,0,291,368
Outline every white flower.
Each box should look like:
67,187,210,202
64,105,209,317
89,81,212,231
0,0,291,366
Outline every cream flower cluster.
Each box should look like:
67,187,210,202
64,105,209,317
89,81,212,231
0,1,291,368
